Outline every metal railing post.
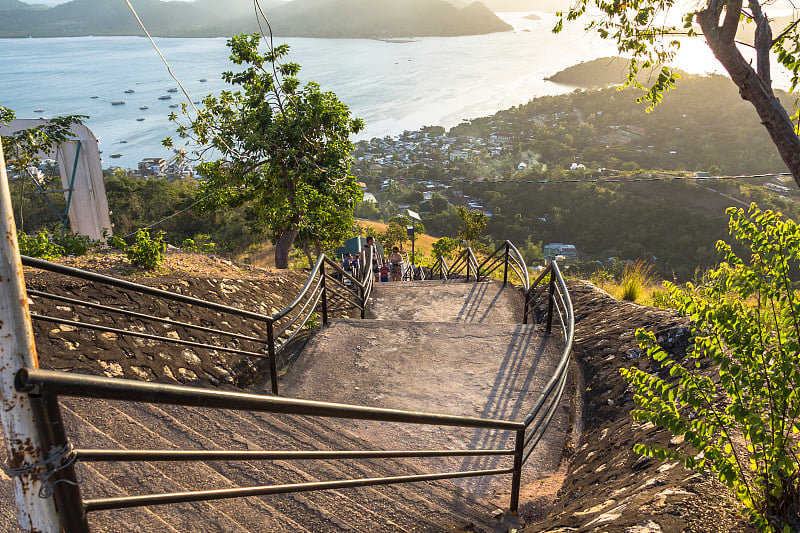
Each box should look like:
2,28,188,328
509,428,525,514
29,393,89,533
522,291,529,325
359,280,366,319
0,134,64,532
320,263,329,326
267,321,278,395
546,269,555,334
503,243,509,286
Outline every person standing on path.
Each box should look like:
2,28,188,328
389,246,403,282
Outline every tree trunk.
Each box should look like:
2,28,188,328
698,8,800,187
274,229,299,269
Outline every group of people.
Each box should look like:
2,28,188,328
341,236,406,283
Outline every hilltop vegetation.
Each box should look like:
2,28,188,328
352,72,800,279
0,0,511,38
545,56,685,87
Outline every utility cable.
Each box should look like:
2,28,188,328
357,171,791,185
122,0,199,118
121,191,216,239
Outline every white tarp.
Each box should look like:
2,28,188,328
0,120,112,240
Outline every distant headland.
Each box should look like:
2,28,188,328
0,0,512,38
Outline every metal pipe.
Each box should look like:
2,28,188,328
75,447,515,462
509,428,525,514
30,394,89,533
503,243,509,286
17,369,525,431
0,135,63,532
30,313,270,360
267,322,278,395
546,271,555,334
22,256,273,323
27,289,267,344
83,467,515,512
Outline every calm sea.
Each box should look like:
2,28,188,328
0,12,727,169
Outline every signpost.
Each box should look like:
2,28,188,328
405,209,421,270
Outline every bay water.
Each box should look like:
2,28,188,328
1,12,727,169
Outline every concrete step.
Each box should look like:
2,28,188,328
52,390,505,532
59,397,314,532
367,279,524,324
282,318,569,512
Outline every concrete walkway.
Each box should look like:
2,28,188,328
281,279,571,515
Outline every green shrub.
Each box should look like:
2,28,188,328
51,233,92,256
624,205,800,532
107,235,128,251
17,231,64,260
126,229,166,269
181,238,197,252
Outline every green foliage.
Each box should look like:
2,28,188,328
456,206,487,244
378,221,408,251
125,229,166,270
51,233,92,256
431,237,459,260
107,235,128,251
623,205,800,531
17,231,64,260
166,33,363,269
0,106,86,177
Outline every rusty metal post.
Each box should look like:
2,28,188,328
0,135,64,531
546,270,555,334
509,428,525,514
29,394,89,533
503,243,509,286
320,263,329,326
267,320,278,395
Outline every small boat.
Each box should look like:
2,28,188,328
110,154,122,158
90,96,99,99
158,95,172,100
119,140,128,144
139,105,148,110
199,78,207,82
167,88,178,93
111,101,125,105
124,89,134,93
136,118,145,122
169,103,180,108
34,109,44,113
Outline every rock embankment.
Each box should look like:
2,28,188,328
25,266,312,387
531,280,754,533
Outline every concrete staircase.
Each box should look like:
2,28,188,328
280,280,569,521
2,279,569,532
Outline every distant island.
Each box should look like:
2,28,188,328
0,0,512,38
545,56,686,87
524,13,541,20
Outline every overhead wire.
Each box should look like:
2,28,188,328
357,172,791,185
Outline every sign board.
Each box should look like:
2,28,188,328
0,120,112,240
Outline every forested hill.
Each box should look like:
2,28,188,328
0,0,511,38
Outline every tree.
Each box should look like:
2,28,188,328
626,205,800,531
555,0,800,186
457,206,488,244
165,34,364,268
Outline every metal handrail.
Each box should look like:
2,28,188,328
13,243,574,529
15,368,523,523
515,260,574,496
22,249,375,396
